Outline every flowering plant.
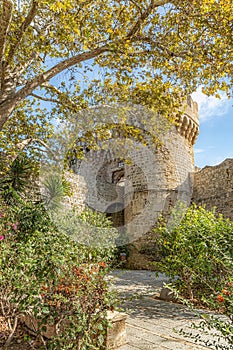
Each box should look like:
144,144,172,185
0,199,116,349
154,204,233,349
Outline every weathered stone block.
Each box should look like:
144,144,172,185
106,311,127,349
22,311,127,349
159,287,176,302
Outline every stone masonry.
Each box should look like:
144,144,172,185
192,158,233,221
67,97,233,269
68,97,200,268
123,98,199,268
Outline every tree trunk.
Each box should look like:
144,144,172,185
0,102,15,130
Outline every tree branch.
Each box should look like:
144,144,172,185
31,88,82,112
7,0,39,63
41,84,79,110
16,138,59,161
0,0,13,64
13,56,38,85
152,0,169,5
30,92,61,104
126,0,169,39
132,35,192,58
42,46,108,83
129,0,144,14
0,45,108,130
4,316,18,348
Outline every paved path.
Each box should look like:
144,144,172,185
108,270,216,350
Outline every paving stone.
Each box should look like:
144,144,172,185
109,270,215,350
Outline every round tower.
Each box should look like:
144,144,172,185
123,97,199,268
69,97,199,268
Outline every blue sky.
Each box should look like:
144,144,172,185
191,89,233,169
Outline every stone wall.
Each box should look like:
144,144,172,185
63,171,87,212
192,158,233,220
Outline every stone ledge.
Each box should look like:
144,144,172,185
22,310,127,349
106,311,127,349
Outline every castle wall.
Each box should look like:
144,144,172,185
68,97,200,269
124,132,194,238
63,171,87,212
192,159,233,220
75,152,125,214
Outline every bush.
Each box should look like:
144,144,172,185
0,199,116,349
0,154,39,203
50,206,119,263
154,203,233,349
154,203,233,301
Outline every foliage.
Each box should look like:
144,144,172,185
0,153,39,198
16,201,54,240
0,98,54,161
154,203,233,349
0,198,117,349
179,284,233,349
42,173,72,211
0,0,233,159
51,206,118,263
154,203,233,300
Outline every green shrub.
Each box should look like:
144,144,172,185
0,200,117,349
50,206,119,263
154,203,233,349
154,203,233,301
0,155,39,203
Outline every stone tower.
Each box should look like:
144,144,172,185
123,97,199,267
69,97,199,268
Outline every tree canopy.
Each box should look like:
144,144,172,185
0,0,232,156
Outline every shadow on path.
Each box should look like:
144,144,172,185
109,269,212,350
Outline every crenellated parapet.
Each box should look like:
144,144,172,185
176,96,199,145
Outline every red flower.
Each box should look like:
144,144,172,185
98,261,106,268
222,289,230,296
0,235,4,241
217,295,225,303
73,266,84,276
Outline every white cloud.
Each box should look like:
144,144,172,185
194,148,205,154
191,88,231,122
